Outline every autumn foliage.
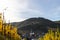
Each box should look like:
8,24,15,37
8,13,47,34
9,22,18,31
0,13,22,40
38,28,60,40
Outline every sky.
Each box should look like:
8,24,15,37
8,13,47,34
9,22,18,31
0,0,60,22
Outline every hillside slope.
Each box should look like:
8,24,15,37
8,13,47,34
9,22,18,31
11,17,60,34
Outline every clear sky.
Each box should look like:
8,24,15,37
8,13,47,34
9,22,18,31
0,0,60,22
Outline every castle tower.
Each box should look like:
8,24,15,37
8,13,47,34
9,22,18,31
0,13,3,32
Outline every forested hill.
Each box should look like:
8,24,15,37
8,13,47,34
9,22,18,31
11,17,60,34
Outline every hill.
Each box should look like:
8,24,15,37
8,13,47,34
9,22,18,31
11,17,60,34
